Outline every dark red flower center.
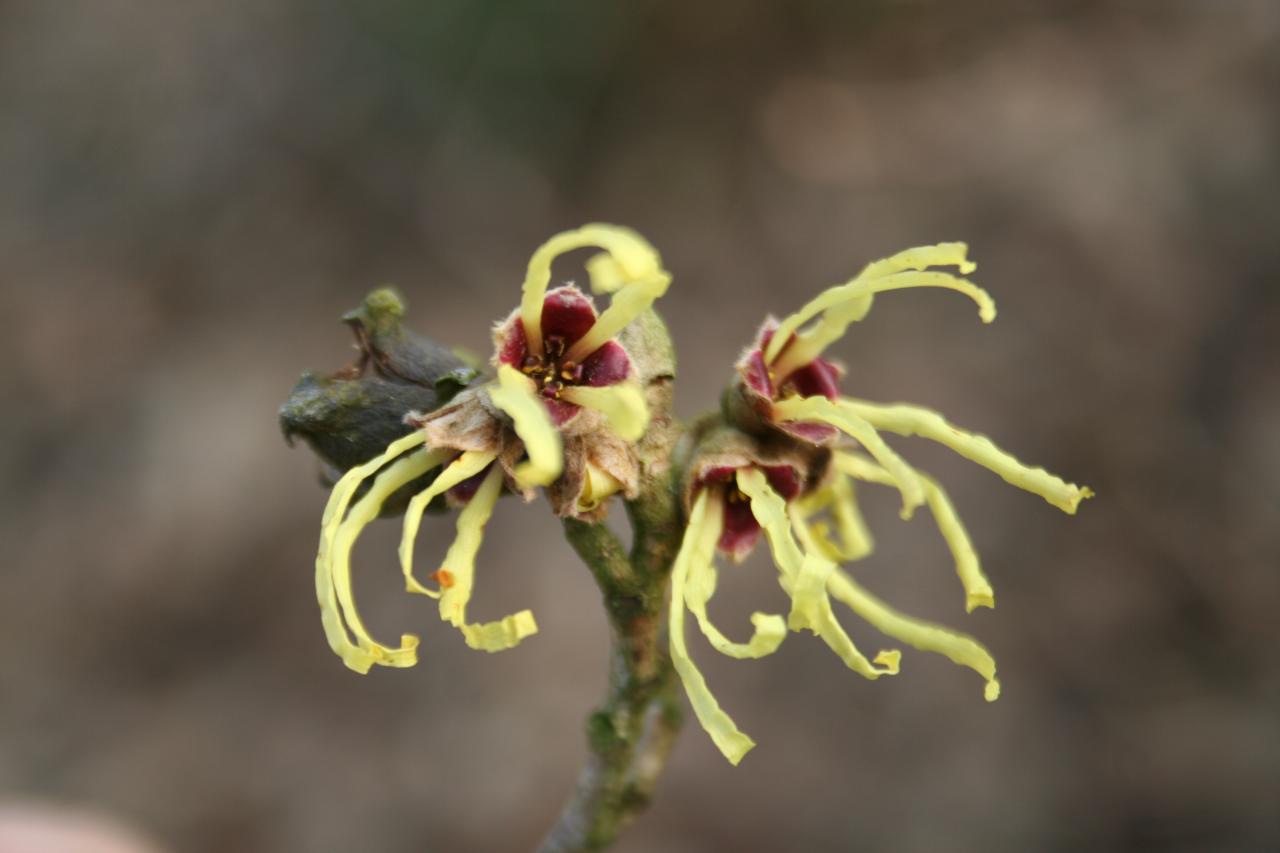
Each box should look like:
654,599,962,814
698,465,803,558
747,328,842,402
497,287,634,426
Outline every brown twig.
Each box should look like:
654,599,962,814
538,381,686,852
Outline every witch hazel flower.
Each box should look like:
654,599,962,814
314,224,671,674
670,424,1005,764
725,242,1093,601
672,243,1093,764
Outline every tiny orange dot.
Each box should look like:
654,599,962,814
432,569,456,589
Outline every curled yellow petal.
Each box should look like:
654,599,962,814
577,462,623,514
841,399,1094,514
795,471,874,563
770,295,874,382
520,223,667,357
827,566,1000,702
399,450,500,597
460,614,539,652
438,464,539,652
788,457,1001,698
316,431,439,672
772,396,926,519
319,431,430,540
835,451,993,612
734,467,805,581
737,467,898,677
670,490,758,765
564,273,671,365
487,366,563,489
764,242,993,369
581,225,665,294
786,554,900,679
858,241,977,279
559,382,650,442
320,439,448,673
684,493,787,660
791,516,845,563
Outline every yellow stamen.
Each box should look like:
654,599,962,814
487,366,564,489
437,464,539,652
840,399,1094,514
684,492,788,660
834,451,994,612
737,468,900,680
317,433,450,673
519,224,667,357
399,450,499,596
771,396,927,519
669,490,759,765
559,382,650,442
763,242,993,374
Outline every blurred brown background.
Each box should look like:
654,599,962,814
2,1,1278,851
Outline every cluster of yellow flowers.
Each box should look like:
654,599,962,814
311,224,1091,764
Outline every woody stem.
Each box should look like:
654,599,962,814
538,382,685,853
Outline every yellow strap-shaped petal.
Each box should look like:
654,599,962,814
764,242,992,369
399,450,500,597
684,493,787,660
829,473,874,561
767,243,977,377
316,431,440,672
669,490,758,765
737,468,899,679
791,516,845,563
487,366,563,489
319,431,429,541
795,472,875,563
841,399,1094,514
835,451,993,612
437,464,539,652
559,382,650,442
798,459,1000,701
564,272,671,365
735,468,806,582
827,565,1001,702
771,295,874,382
772,396,926,519
520,223,666,356
460,615,539,652
786,553,901,679
321,440,450,673
581,226,665,294
858,241,977,280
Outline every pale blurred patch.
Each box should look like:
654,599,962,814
0,802,166,853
